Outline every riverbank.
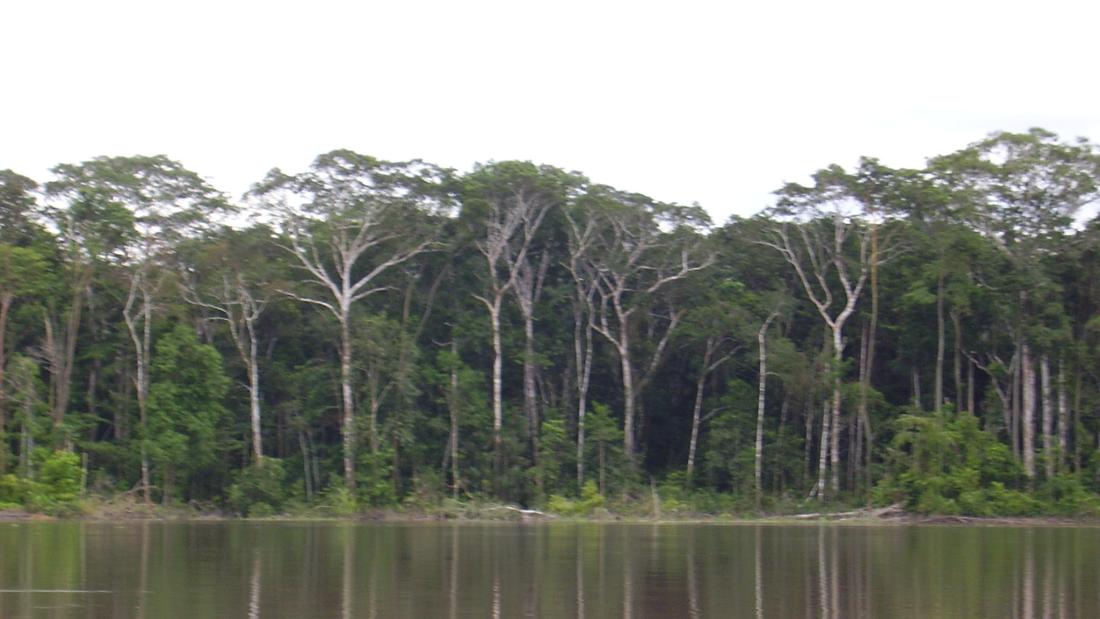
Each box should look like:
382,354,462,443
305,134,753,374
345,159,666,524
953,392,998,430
4,496,1100,527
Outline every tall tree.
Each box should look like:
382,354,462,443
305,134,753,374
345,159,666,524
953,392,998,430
47,155,229,498
180,226,279,465
464,162,562,488
251,151,447,490
763,166,872,499
582,187,712,468
941,129,1100,479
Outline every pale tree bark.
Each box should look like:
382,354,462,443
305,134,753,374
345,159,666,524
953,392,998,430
472,183,552,490
1040,354,1054,480
855,218,881,490
0,292,9,473
254,154,446,491
967,350,1015,436
934,268,946,413
1057,357,1068,472
1021,342,1036,480
761,217,870,499
181,273,269,463
564,214,599,489
123,269,154,502
754,312,778,508
951,310,964,412
512,250,550,488
587,222,711,467
448,338,460,499
280,218,432,491
42,273,87,446
686,336,736,486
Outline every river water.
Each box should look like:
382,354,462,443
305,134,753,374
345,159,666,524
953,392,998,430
0,521,1096,617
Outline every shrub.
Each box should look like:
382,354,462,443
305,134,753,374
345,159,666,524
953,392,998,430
315,482,358,516
1037,474,1099,516
546,480,605,516
226,457,287,516
0,450,85,515
873,412,1042,516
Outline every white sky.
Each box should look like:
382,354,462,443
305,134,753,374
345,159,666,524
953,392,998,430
4,0,1100,224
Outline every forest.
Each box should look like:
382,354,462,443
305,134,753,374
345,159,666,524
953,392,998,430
2,127,1100,518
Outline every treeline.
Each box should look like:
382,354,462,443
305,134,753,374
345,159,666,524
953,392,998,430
2,127,1100,516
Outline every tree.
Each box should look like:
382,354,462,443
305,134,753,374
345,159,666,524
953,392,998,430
0,242,48,473
941,129,1100,479
147,325,230,503
464,162,563,489
581,187,712,469
47,155,229,498
762,166,872,499
251,150,448,491
180,226,279,465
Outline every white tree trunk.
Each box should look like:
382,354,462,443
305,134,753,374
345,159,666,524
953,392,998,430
1058,357,1068,472
339,313,356,490
490,301,504,484
1021,342,1035,480
1041,354,1054,480
754,314,776,507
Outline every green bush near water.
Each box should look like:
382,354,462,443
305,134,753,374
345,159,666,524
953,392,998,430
873,411,1100,517
546,480,605,516
0,450,83,515
226,457,288,516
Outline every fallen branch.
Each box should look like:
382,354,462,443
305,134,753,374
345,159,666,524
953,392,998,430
788,502,905,521
485,505,556,519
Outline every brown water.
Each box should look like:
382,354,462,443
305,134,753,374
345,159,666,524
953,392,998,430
0,521,1097,618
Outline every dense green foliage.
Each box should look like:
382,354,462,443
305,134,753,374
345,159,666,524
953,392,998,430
2,128,1100,517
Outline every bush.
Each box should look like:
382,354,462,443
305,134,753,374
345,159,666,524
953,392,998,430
546,480,605,516
315,482,358,516
226,457,288,516
873,412,1040,516
0,450,84,515
356,449,397,507
1037,474,1100,516
0,474,33,505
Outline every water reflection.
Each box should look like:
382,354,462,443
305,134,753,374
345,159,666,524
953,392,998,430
0,522,1099,617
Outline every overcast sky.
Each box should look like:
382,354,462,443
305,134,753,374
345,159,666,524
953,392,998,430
4,0,1099,224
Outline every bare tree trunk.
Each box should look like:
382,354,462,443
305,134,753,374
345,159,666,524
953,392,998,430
812,399,830,500
1021,342,1035,481
124,275,153,503
1057,357,1068,472
686,342,711,486
299,429,313,501
952,310,964,412
803,400,814,487
574,307,594,491
856,319,874,492
489,300,503,489
0,294,9,474
1073,366,1082,473
912,367,921,409
967,356,975,417
829,328,843,494
449,339,460,499
248,331,262,462
339,314,356,491
620,331,637,465
1012,349,1021,458
523,314,540,490
863,219,880,487
754,314,776,508
514,252,549,490
1040,354,1053,480
934,269,945,413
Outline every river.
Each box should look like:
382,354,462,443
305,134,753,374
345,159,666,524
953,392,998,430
0,521,1096,617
